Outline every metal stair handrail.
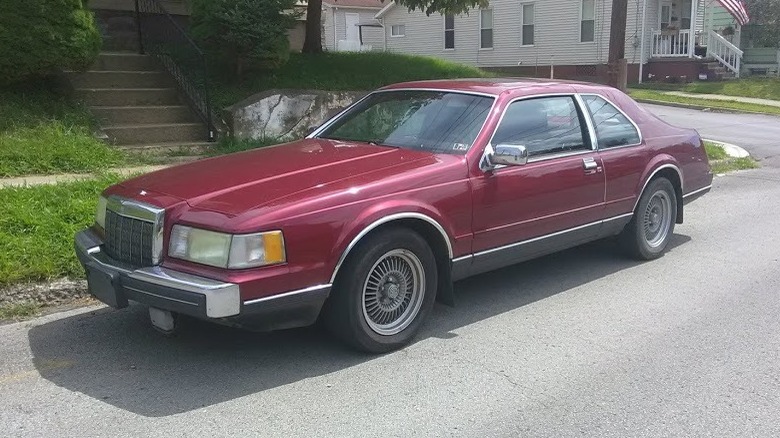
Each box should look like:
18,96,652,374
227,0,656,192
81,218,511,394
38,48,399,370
134,0,216,141
706,30,744,78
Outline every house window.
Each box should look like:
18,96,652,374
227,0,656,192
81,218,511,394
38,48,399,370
480,9,493,49
681,0,692,29
444,14,455,49
581,0,595,42
521,4,534,46
391,24,406,37
660,3,671,30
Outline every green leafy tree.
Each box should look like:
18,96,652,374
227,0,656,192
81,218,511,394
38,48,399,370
302,0,488,53
744,0,780,47
0,0,101,84
191,0,300,78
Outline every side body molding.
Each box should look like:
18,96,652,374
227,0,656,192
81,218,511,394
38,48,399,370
329,212,455,284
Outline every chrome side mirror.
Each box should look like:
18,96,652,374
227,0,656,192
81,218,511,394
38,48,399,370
488,144,528,168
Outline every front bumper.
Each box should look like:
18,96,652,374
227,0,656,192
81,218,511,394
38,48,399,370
75,229,330,331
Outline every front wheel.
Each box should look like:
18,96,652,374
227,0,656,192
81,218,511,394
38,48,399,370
323,227,438,353
621,177,678,260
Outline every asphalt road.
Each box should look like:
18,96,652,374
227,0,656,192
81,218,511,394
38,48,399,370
1,107,779,437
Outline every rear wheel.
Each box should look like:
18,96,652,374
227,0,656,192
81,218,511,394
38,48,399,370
323,227,438,353
621,177,677,260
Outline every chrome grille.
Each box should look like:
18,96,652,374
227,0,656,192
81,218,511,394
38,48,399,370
102,197,164,267
104,210,155,266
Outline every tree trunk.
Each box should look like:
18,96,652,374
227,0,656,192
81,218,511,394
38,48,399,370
607,0,628,90
302,0,323,54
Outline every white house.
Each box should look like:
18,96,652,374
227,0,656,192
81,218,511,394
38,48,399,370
322,0,386,52
365,0,749,82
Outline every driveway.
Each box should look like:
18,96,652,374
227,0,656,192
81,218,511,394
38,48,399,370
2,107,780,437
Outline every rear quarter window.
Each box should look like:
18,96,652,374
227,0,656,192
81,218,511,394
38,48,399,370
582,95,641,148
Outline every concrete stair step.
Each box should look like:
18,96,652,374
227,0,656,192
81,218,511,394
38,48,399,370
103,123,206,145
117,141,212,156
91,105,198,124
77,88,179,106
92,52,160,72
69,71,172,89
101,34,141,53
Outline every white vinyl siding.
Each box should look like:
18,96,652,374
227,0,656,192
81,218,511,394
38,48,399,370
480,9,493,49
444,14,455,49
382,0,654,68
323,7,384,51
521,3,534,46
580,0,595,42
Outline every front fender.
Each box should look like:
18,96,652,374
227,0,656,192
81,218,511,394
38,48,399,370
326,201,456,284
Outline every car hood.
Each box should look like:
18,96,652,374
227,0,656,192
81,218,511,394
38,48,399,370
117,138,441,216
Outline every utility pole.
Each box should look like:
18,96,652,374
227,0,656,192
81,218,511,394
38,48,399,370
607,0,629,90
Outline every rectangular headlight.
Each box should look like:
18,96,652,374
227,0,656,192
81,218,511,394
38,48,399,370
229,230,286,269
168,225,285,269
95,195,108,229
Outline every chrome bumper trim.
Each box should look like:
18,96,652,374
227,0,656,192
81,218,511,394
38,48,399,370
243,284,332,306
128,267,240,318
76,229,240,318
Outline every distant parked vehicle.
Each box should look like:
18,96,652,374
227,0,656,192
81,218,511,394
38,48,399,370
76,79,713,353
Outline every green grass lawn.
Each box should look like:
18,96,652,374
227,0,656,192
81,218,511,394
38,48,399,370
704,140,759,174
0,174,120,286
0,80,125,178
210,52,491,109
628,89,780,116
633,77,780,101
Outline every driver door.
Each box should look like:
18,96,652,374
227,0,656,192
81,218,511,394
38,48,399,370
469,95,606,274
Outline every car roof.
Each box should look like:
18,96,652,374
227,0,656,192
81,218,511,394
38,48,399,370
381,78,609,97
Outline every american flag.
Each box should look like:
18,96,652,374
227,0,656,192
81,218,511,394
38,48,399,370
717,0,750,26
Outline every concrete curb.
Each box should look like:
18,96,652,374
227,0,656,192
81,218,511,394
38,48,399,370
703,139,751,159
634,98,777,116
0,165,170,189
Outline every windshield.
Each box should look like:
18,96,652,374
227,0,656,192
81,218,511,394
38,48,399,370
317,90,494,154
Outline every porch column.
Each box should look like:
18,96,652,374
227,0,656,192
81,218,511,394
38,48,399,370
689,0,697,58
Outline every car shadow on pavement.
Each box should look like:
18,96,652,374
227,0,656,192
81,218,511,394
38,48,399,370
28,234,691,417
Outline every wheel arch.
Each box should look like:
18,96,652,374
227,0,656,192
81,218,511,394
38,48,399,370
636,163,684,224
329,213,456,305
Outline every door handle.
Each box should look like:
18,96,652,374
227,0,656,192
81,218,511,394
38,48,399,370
583,158,602,174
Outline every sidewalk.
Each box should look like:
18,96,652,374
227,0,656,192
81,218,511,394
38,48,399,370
662,91,780,108
0,165,169,188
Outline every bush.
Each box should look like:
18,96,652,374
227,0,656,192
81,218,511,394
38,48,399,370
0,0,101,84
191,0,299,78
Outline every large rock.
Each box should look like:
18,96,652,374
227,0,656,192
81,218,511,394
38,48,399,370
225,89,367,141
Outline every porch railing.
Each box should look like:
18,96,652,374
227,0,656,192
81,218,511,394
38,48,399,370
651,29,692,57
134,0,215,141
707,30,743,78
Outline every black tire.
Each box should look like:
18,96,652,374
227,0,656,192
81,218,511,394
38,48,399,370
621,177,678,260
323,227,438,353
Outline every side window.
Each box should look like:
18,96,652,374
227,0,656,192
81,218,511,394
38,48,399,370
582,95,641,148
492,96,590,157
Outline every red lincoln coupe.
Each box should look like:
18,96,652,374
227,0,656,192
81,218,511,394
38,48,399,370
76,79,713,352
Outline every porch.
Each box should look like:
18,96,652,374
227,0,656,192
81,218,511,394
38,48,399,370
648,0,745,78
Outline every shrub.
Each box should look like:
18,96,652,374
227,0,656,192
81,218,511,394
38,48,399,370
0,0,101,84
190,0,299,78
